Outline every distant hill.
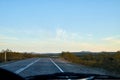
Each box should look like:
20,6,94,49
70,51,116,56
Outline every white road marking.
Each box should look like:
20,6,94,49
15,58,40,74
50,58,64,72
50,58,71,80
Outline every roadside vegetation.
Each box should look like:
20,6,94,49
60,51,120,74
0,49,41,62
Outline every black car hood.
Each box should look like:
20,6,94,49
26,72,119,80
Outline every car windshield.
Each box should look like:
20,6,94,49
0,0,120,79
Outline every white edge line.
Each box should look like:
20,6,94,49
50,58,64,72
15,58,40,74
50,58,71,80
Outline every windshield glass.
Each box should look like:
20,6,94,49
0,0,120,78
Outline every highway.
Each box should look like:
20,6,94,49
0,58,109,78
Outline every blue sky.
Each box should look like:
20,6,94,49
0,0,120,53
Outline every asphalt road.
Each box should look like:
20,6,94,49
0,58,111,78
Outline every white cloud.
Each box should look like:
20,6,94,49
0,35,18,40
103,37,114,41
1,28,119,52
55,28,82,41
86,34,93,40
0,42,7,46
102,36,120,44
0,35,119,52
87,34,93,37
56,28,67,40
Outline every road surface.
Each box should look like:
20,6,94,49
0,58,111,78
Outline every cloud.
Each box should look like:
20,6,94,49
0,27,45,38
103,37,114,41
102,36,120,44
0,34,119,52
0,28,119,52
55,28,82,41
85,34,93,40
0,35,18,40
0,42,7,46
56,28,67,40
87,34,93,37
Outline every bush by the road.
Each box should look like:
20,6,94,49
60,51,120,74
60,51,80,63
0,49,41,62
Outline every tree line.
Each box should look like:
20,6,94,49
0,49,41,62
